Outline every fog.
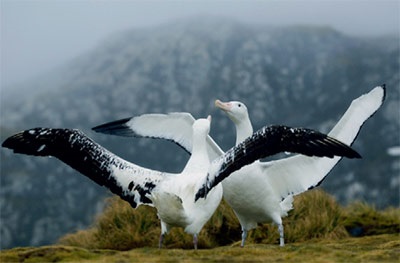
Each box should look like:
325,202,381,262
1,0,399,88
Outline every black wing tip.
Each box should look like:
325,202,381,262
2,128,80,156
349,149,362,159
380,84,386,103
326,136,362,159
324,135,362,159
264,126,363,159
2,129,34,148
2,134,17,150
2,129,40,155
92,117,132,134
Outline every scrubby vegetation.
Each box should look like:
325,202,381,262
58,189,400,250
342,201,400,237
1,189,398,262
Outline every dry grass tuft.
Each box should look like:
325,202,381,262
59,189,399,250
341,201,400,237
60,196,241,249
248,189,348,245
59,198,161,250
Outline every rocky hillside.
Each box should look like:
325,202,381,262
1,18,399,249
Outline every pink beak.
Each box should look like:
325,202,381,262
215,99,231,112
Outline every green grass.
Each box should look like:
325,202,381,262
1,189,399,262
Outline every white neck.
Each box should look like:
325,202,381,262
183,131,209,174
235,117,253,145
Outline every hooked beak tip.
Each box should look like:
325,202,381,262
215,99,230,111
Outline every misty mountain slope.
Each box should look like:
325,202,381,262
1,18,399,249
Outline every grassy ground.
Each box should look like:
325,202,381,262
1,190,399,262
1,234,399,262
57,189,399,250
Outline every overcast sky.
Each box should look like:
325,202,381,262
1,0,399,88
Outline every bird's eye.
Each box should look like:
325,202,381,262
238,104,241,107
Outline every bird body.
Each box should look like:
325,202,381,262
4,119,359,248
214,86,385,246
92,85,385,247
155,117,224,239
3,117,222,249
4,120,360,248
221,162,288,229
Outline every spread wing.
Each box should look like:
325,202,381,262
195,125,361,201
2,128,173,208
92,112,224,161
258,85,386,199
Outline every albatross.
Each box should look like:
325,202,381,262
92,85,385,247
2,116,361,249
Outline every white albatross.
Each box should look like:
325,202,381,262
2,117,361,249
92,85,385,247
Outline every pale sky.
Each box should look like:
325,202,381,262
1,0,399,88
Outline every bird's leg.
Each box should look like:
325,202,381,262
278,224,285,247
240,228,248,248
158,233,164,249
193,234,198,250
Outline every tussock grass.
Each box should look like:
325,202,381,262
59,189,399,250
341,201,400,236
252,189,348,245
59,196,241,250
59,199,161,250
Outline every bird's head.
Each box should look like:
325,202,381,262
215,99,249,125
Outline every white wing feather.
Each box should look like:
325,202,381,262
259,86,385,199
96,112,224,161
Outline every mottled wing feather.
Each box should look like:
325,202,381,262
2,128,170,208
195,125,361,201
